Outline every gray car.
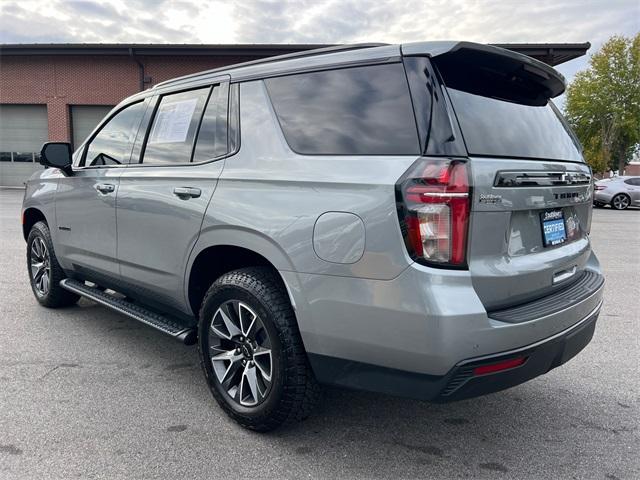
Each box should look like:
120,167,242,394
22,42,604,431
594,176,640,209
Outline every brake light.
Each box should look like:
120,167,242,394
594,185,606,191
396,159,470,267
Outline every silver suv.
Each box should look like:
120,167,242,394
22,42,605,431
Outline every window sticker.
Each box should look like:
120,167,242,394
148,97,198,144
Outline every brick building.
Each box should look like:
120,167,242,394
0,42,589,186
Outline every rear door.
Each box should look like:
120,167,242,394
116,79,233,315
466,157,592,310
439,59,593,311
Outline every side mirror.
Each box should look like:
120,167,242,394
40,142,73,175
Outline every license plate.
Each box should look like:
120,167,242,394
541,210,567,247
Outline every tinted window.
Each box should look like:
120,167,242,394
84,102,146,166
143,88,209,165
624,178,640,186
265,63,419,155
403,56,466,156
448,88,582,161
192,83,229,162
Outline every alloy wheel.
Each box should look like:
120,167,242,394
613,194,630,210
208,300,273,407
30,236,51,296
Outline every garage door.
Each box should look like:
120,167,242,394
71,105,114,150
0,104,48,186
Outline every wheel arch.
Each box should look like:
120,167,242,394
22,207,48,241
185,241,297,319
611,192,631,209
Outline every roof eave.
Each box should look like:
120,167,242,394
0,42,591,66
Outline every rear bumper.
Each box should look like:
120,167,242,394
434,303,600,401
308,302,601,401
285,251,604,377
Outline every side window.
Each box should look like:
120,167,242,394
264,63,419,155
624,178,640,186
192,83,230,162
83,102,146,167
142,87,209,165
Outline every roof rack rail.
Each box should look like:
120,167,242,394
154,43,388,88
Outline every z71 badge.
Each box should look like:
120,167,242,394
479,193,502,205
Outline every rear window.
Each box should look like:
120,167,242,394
447,88,582,162
264,63,419,155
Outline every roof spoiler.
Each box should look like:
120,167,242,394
401,41,566,106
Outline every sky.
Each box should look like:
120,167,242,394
0,0,638,106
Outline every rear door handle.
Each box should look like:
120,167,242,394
96,183,115,194
173,187,201,199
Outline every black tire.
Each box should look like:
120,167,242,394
611,193,631,210
198,267,320,431
26,221,80,308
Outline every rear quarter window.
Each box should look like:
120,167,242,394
264,63,419,155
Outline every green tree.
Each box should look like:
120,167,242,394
565,34,640,174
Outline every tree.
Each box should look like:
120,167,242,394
564,34,640,174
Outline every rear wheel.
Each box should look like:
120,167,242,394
26,221,79,308
611,193,630,210
198,267,320,431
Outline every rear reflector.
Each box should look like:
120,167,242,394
472,357,527,376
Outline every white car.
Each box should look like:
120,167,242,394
594,176,640,209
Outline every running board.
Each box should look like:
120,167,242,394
60,278,197,345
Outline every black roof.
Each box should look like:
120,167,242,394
0,42,590,66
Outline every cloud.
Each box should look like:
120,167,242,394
64,0,124,21
2,0,636,44
0,0,637,92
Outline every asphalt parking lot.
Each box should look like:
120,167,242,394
0,188,638,480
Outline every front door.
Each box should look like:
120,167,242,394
116,81,232,315
55,100,148,283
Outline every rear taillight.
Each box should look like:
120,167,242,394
396,158,471,267
594,185,606,191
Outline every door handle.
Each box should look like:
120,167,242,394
173,187,201,199
96,183,115,194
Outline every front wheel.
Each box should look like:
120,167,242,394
611,193,630,210
198,267,320,431
26,221,79,308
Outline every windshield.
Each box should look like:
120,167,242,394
447,88,583,162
